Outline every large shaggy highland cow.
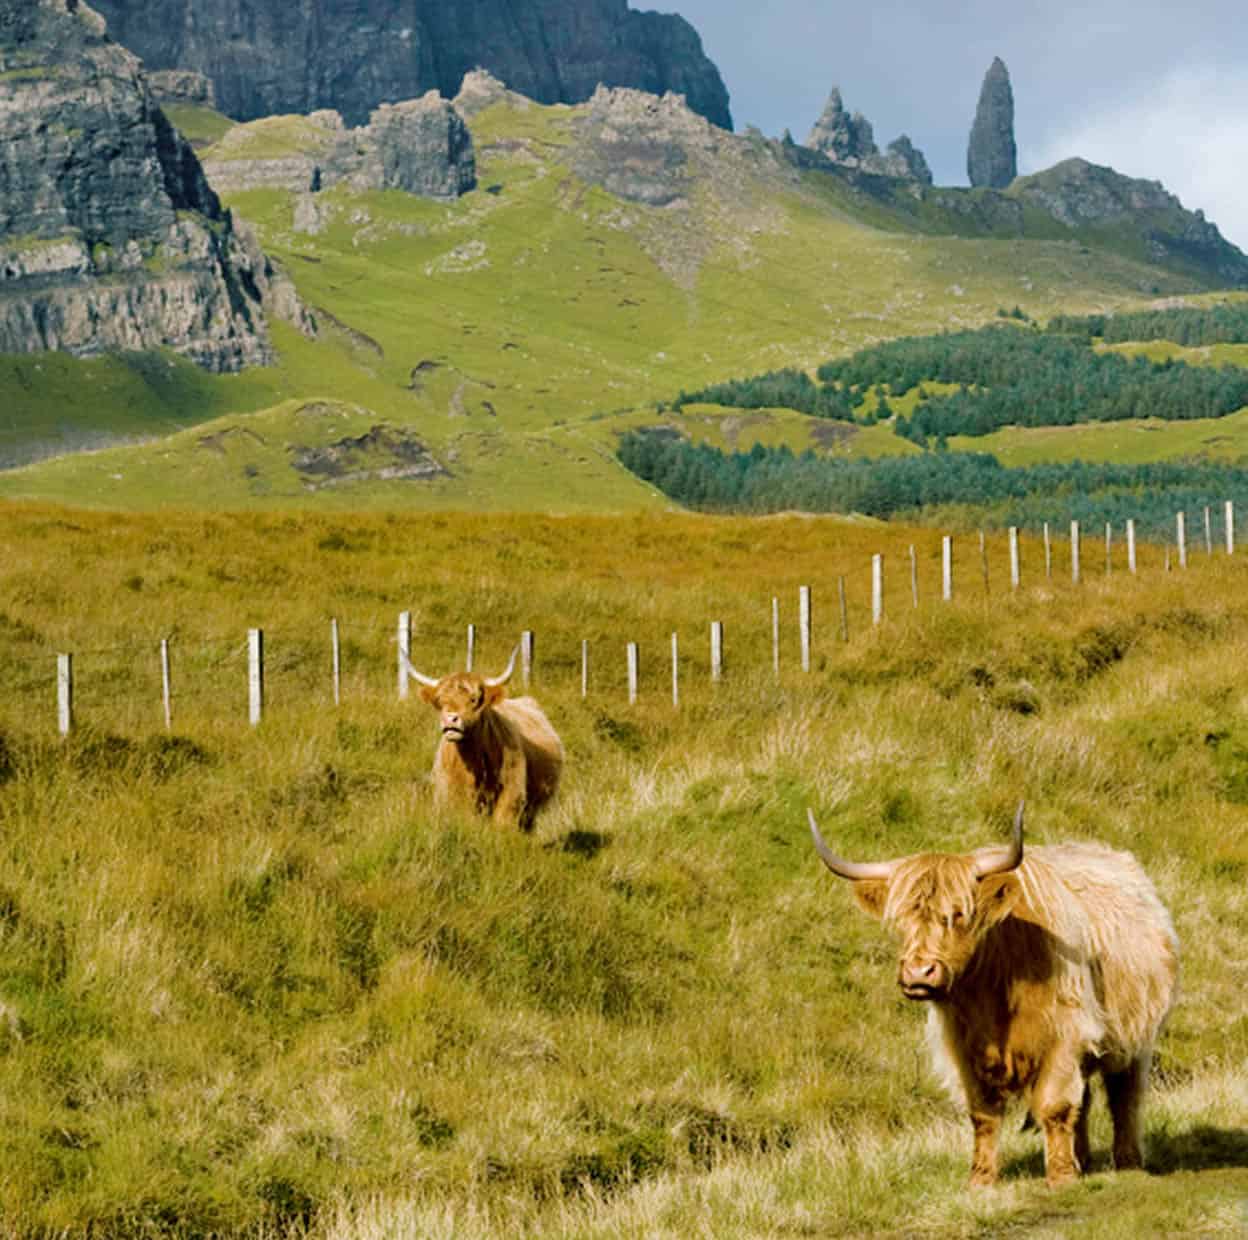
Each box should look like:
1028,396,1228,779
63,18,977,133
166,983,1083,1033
808,803,1178,1186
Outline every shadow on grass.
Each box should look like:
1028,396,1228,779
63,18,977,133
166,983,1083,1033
1002,1124,1248,1181
1149,1124,1248,1173
549,829,612,860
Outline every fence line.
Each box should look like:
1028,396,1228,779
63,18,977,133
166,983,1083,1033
27,503,1243,734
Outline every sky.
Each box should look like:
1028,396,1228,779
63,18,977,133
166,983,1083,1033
670,0,1248,252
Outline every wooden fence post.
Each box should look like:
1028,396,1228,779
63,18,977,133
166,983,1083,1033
710,621,723,683
248,628,264,727
521,630,534,688
581,639,589,699
627,643,639,706
466,623,475,672
1105,523,1112,575
942,535,953,601
397,611,412,699
772,598,780,679
57,653,73,737
1008,527,1020,590
330,620,340,707
161,638,173,728
1044,523,1052,578
1204,506,1213,556
1176,512,1187,569
799,585,812,672
979,531,990,595
1226,500,1236,555
909,545,919,608
1127,518,1137,574
671,632,679,707
1070,521,1081,585
872,554,883,626
838,576,849,642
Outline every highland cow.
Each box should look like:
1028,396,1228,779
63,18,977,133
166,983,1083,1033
807,802,1178,1186
402,646,562,831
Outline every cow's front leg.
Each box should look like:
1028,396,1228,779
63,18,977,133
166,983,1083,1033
968,1099,1005,1186
491,751,528,828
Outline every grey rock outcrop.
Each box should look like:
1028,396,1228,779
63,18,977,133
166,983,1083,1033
572,85,723,207
805,87,932,184
148,68,215,108
0,0,307,371
967,57,1017,188
881,136,933,185
203,93,475,199
806,88,879,168
90,0,733,131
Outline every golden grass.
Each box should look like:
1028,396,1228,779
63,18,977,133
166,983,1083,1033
0,503,1244,1236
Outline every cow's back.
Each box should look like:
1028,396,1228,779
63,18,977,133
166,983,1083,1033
1017,843,1178,1056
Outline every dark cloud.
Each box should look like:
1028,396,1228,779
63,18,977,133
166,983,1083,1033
672,0,1248,248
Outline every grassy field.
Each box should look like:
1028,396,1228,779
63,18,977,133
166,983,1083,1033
0,89,1231,511
0,504,1244,1237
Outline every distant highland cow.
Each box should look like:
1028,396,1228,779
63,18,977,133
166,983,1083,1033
807,802,1178,1187
402,646,562,832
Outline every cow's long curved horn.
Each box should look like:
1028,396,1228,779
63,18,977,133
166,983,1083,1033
399,648,440,688
484,645,519,688
808,809,896,881
973,801,1025,878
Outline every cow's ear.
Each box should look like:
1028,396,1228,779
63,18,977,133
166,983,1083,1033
852,879,888,919
485,682,507,707
977,873,1021,926
419,684,439,706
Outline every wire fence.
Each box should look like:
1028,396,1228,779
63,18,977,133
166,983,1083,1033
5,504,1237,738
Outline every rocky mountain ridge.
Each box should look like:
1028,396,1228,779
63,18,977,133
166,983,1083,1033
0,0,309,372
89,0,732,132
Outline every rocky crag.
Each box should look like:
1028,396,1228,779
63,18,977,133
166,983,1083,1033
90,0,732,132
804,88,932,184
967,57,1017,189
0,0,309,372
202,94,475,199
1012,158,1248,285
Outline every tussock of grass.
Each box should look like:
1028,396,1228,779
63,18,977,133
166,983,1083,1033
0,505,1245,1235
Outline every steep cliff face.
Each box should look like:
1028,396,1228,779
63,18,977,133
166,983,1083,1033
0,0,303,371
90,0,733,131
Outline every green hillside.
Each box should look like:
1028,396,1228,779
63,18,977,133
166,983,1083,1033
0,91,1239,511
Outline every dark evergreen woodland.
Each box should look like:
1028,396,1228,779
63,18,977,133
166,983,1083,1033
618,431,1248,541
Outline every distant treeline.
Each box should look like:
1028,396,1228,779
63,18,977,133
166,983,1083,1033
1046,302,1248,347
667,322,1248,450
815,328,1248,447
617,431,1248,538
671,368,855,421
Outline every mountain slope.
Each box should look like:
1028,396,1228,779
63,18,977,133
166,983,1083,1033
1,85,1244,511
